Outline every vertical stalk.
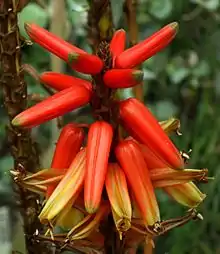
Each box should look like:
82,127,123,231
0,1,50,253
0,0,39,171
87,1,123,253
124,0,144,102
50,0,67,73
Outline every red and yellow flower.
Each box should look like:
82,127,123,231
11,21,209,252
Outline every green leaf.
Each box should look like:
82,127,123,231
110,0,125,27
150,101,178,120
167,66,190,84
214,71,220,96
149,0,173,19
18,3,49,38
190,0,219,10
192,60,210,78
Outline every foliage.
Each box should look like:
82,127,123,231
1,0,220,253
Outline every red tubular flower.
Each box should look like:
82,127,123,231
119,98,184,169
84,121,113,214
103,69,144,89
40,72,92,92
39,148,86,222
140,142,170,169
110,29,126,66
46,124,85,198
115,139,160,228
25,23,103,74
12,85,91,128
139,141,206,207
67,52,103,75
105,163,132,236
115,22,178,69
165,183,206,208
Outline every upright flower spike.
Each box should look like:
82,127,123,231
40,72,92,92
47,124,85,198
119,98,184,169
110,29,126,66
84,121,113,214
12,85,91,128
103,69,144,89
105,163,132,237
39,148,86,222
115,22,178,69
115,139,161,229
25,23,103,74
165,182,206,208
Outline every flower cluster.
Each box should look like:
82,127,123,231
13,22,209,253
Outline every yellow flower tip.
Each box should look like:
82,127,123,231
38,149,86,221
68,52,79,64
117,28,126,32
117,218,131,234
132,70,144,83
165,182,206,208
85,204,98,214
169,22,179,34
24,22,31,30
11,116,22,127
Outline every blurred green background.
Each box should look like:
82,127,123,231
1,0,220,253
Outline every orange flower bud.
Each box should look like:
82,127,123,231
110,29,126,66
84,121,113,213
165,182,206,208
105,163,132,236
115,22,178,68
115,139,160,228
47,124,84,198
40,72,92,92
110,29,126,57
119,98,184,169
103,69,144,89
68,52,103,74
25,23,103,74
12,85,91,128
39,148,86,222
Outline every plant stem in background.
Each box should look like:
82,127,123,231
50,0,67,73
0,1,50,253
124,0,144,102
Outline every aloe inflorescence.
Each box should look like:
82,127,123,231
12,22,209,253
